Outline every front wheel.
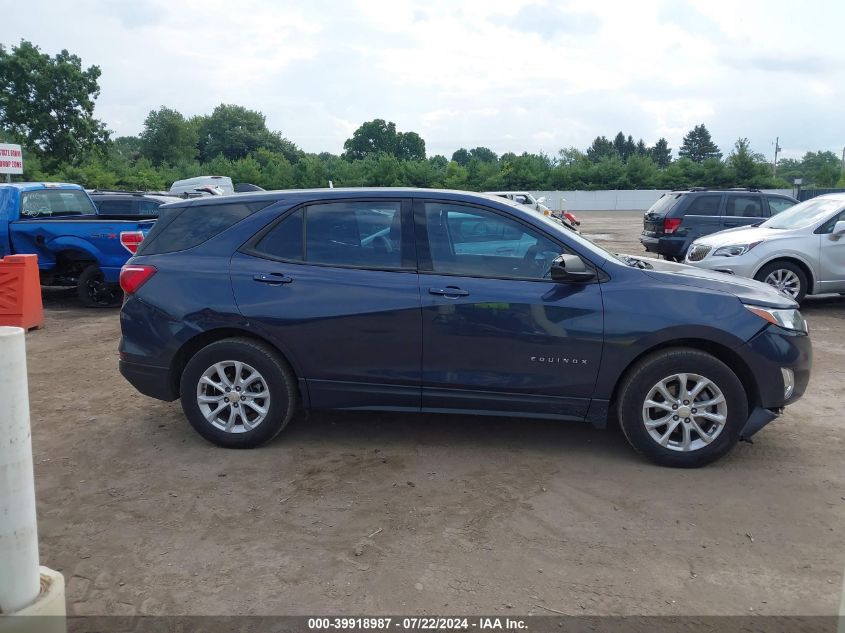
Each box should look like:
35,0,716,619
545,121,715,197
180,337,297,448
77,264,123,307
754,261,807,303
617,349,748,467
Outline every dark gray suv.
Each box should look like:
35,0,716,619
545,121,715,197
640,188,797,261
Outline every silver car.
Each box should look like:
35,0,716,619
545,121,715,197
684,193,845,302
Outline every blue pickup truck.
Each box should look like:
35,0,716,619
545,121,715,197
0,182,154,306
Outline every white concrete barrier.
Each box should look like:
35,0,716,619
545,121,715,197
531,189,795,212
0,326,40,614
0,327,65,631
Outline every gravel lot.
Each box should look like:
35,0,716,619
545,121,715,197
25,211,845,616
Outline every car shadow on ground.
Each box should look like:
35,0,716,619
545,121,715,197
142,401,638,464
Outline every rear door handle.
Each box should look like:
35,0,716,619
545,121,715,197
254,273,293,285
428,286,469,297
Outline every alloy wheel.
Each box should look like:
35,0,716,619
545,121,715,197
196,361,271,433
642,373,728,452
763,268,801,299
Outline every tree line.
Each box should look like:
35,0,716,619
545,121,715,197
2,40,843,193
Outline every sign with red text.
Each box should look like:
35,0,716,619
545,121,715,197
0,143,24,174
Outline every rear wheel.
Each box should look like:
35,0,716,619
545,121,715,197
180,337,297,448
77,264,122,307
754,261,807,303
617,349,748,467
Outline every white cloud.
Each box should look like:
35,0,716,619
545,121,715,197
2,0,843,159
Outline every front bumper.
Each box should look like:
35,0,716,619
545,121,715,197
735,324,811,439
744,324,812,408
683,253,760,278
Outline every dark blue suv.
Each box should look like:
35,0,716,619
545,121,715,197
640,188,798,261
119,188,811,467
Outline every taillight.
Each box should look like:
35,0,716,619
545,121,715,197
120,231,145,254
119,265,156,295
663,218,682,234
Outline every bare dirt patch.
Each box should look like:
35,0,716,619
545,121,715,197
26,212,845,616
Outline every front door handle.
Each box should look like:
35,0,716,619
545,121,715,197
428,286,469,297
254,273,293,285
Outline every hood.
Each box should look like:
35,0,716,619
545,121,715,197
637,257,797,309
693,225,789,247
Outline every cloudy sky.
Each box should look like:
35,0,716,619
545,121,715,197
3,0,843,161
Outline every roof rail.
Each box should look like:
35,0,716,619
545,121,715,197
681,187,761,193
88,189,149,196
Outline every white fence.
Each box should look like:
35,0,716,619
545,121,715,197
531,189,794,212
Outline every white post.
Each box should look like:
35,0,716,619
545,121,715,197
0,326,40,614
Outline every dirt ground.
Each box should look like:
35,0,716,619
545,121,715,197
24,211,845,617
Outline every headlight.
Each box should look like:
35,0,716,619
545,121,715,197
745,305,807,332
713,242,761,257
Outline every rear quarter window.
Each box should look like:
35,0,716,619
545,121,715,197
684,194,722,216
645,193,683,215
138,201,269,255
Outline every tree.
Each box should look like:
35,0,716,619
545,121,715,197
586,136,616,162
197,104,295,161
678,124,721,162
557,147,584,166
800,151,842,187
343,119,426,162
139,107,198,165
469,147,498,163
728,138,757,184
649,138,672,168
343,119,396,160
635,139,648,156
443,161,468,189
0,40,109,166
395,131,426,161
612,132,627,159
451,148,470,166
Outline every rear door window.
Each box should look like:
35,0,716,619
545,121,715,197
725,195,764,218
251,201,404,269
684,195,722,216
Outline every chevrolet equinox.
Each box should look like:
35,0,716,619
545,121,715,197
118,189,812,467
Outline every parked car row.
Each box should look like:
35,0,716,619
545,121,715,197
117,188,811,468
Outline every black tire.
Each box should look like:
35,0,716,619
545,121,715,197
754,261,807,303
617,348,748,468
77,264,123,308
179,337,297,448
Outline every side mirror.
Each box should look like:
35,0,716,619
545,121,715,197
550,254,596,283
833,220,845,236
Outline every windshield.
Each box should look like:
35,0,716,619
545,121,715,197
761,197,843,230
20,189,97,218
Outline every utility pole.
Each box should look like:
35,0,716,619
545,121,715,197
841,146,844,173
772,137,781,177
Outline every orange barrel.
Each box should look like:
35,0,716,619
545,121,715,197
0,254,44,330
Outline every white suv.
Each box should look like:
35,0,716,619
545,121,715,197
684,193,845,302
